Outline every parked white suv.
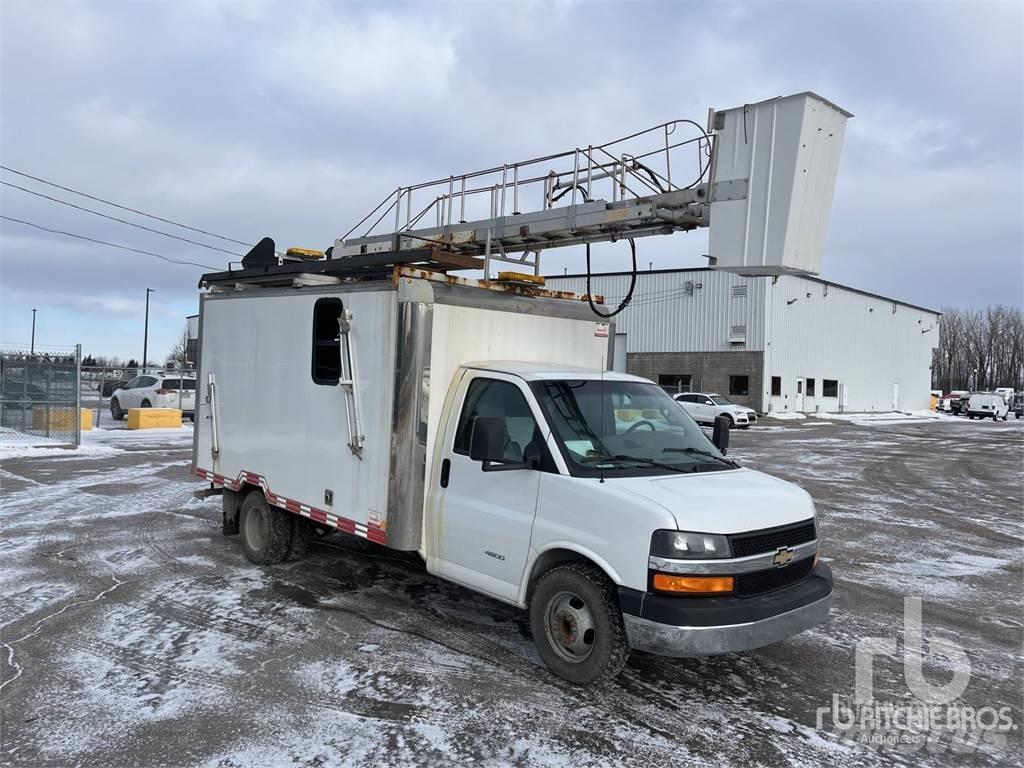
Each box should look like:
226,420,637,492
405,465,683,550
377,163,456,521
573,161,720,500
110,374,196,420
674,392,758,428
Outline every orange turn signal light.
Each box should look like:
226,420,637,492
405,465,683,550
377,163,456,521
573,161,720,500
652,573,735,595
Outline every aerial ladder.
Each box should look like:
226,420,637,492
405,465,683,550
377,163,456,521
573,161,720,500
208,92,851,314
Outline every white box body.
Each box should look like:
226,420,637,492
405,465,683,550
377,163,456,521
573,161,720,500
192,273,611,551
709,92,851,276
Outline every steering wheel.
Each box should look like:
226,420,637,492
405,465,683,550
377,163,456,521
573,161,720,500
625,420,656,434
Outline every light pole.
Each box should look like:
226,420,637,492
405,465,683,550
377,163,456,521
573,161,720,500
30,308,37,354
142,288,154,374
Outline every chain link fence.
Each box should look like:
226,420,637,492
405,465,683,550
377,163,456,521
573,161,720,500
80,365,197,427
0,345,83,448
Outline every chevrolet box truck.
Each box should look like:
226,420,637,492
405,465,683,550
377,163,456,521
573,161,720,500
192,267,832,684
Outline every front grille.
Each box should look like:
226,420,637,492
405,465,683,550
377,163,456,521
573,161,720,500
729,519,816,558
735,556,815,596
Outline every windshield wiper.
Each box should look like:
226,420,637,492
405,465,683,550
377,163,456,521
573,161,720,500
580,454,693,474
664,446,740,469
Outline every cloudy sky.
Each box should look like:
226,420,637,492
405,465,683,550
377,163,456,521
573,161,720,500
1,0,1021,361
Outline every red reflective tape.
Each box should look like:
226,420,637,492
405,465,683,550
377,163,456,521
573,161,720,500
201,469,379,543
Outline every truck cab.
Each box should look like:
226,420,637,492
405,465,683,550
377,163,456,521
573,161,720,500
425,363,832,684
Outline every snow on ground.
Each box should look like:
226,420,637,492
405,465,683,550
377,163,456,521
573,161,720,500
816,409,945,425
0,423,193,460
0,418,1020,766
764,411,806,420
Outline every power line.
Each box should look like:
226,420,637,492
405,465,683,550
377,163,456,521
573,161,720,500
0,215,218,270
0,164,256,249
1,180,244,258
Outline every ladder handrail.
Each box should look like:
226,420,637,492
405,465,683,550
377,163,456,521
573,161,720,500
341,118,710,242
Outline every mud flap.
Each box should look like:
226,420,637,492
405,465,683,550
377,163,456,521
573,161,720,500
222,488,243,536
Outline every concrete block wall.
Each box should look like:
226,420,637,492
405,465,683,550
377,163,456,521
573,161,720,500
626,351,766,412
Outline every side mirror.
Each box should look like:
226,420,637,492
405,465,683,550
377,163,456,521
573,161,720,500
470,417,506,462
712,414,731,455
470,417,530,471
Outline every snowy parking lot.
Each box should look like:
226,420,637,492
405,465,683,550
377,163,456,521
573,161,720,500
1,416,1021,766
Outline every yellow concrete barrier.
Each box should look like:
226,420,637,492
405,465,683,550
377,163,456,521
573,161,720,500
32,407,93,431
127,407,182,429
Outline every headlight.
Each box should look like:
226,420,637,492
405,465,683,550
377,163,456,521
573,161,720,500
650,530,731,559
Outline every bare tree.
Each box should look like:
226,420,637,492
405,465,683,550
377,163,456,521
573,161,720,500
168,328,189,367
933,305,1024,392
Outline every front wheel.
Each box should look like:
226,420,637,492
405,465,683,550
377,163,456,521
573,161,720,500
110,399,124,420
529,562,630,685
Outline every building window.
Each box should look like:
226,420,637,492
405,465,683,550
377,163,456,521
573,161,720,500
729,376,749,396
312,298,343,384
823,379,839,398
806,378,816,396
658,374,691,393
771,376,782,396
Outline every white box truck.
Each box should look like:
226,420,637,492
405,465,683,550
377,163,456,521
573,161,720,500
193,265,832,684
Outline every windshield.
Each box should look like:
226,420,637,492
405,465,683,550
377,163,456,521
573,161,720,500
531,379,737,477
710,395,732,406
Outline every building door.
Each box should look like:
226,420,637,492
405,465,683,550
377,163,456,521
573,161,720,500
795,378,805,412
892,382,900,411
612,333,627,373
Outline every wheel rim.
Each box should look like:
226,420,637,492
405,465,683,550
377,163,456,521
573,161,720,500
244,506,269,551
544,590,596,664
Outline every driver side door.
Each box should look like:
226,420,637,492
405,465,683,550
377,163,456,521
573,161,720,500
428,373,545,603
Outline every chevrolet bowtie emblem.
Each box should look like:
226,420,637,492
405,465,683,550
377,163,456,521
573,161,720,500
772,547,795,567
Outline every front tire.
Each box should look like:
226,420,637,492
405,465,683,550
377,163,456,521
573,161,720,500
110,399,124,421
529,562,630,685
240,492,292,565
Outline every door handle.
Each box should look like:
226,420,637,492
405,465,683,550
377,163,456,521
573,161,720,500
440,458,451,488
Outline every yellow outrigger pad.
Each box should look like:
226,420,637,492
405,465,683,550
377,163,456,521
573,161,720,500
32,407,93,431
127,407,182,429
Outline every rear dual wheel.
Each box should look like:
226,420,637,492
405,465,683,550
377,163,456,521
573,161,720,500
240,492,317,565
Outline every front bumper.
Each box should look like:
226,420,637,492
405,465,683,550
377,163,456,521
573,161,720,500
620,561,832,657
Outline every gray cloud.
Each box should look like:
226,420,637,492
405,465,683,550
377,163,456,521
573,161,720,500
1,0,1021,359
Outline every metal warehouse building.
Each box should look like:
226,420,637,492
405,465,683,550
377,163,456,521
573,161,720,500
544,268,941,415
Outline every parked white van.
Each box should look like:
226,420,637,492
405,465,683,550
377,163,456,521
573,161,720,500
966,392,1009,421
192,265,832,685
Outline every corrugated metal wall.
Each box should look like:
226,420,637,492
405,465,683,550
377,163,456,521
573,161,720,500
762,275,940,413
545,269,766,352
545,269,940,414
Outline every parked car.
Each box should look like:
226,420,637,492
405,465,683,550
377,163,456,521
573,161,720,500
994,387,1015,407
0,377,48,408
1013,394,1024,419
945,390,970,414
110,374,196,420
966,392,1009,421
674,392,758,428
101,378,132,397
